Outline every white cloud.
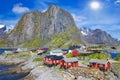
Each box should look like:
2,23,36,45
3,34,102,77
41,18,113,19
35,0,58,9
12,3,30,14
73,13,120,28
72,14,87,23
42,8,47,13
115,0,120,4
71,13,120,39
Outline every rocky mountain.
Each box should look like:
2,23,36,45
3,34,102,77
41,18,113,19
80,27,119,45
3,5,84,48
0,24,6,39
0,24,14,39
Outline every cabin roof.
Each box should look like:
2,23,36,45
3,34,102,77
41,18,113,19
46,55,56,58
63,58,78,62
54,56,63,60
89,59,109,65
45,55,63,60
51,49,64,53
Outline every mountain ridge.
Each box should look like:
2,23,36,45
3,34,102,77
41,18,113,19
80,27,120,46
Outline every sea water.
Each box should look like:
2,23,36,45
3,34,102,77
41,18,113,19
0,65,28,80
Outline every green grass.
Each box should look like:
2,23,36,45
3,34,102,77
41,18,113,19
2,51,31,60
0,40,5,47
89,52,111,60
23,38,49,48
115,54,120,61
66,52,73,58
33,57,43,62
51,26,83,48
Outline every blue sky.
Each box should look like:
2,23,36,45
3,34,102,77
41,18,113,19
0,0,120,40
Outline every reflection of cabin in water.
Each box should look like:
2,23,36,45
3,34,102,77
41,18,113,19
89,59,111,70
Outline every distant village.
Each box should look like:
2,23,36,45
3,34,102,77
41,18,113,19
0,44,120,80
3,45,119,72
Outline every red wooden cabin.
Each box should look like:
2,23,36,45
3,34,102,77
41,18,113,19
89,59,111,70
72,49,79,57
60,58,78,69
72,49,92,57
43,55,54,65
38,48,48,54
13,51,19,55
43,55,63,66
30,49,36,53
53,56,63,65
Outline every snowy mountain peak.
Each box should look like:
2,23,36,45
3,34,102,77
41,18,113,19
80,27,119,45
81,31,88,36
0,24,15,39
0,24,5,29
80,27,91,36
5,25,14,33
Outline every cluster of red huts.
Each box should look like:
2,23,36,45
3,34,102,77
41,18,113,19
43,55,79,69
41,46,111,70
89,59,111,70
43,55,111,70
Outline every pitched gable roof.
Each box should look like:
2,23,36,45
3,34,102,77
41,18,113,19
63,58,78,62
89,59,109,65
45,55,63,60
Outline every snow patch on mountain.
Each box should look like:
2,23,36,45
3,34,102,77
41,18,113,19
80,27,91,36
0,24,15,39
81,31,88,36
5,25,14,33
0,24,5,29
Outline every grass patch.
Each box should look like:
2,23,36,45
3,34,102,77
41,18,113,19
23,38,49,48
89,52,111,60
2,51,31,60
66,52,73,58
51,26,83,48
0,40,5,47
33,57,43,62
115,54,120,61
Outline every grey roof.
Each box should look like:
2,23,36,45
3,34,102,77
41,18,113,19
51,49,64,53
63,58,78,62
89,59,109,64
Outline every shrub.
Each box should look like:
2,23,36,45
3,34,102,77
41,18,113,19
66,52,73,58
89,53,111,60
115,55,120,61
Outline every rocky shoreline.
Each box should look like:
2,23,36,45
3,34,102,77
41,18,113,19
0,56,25,65
0,55,74,80
0,54,119,80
